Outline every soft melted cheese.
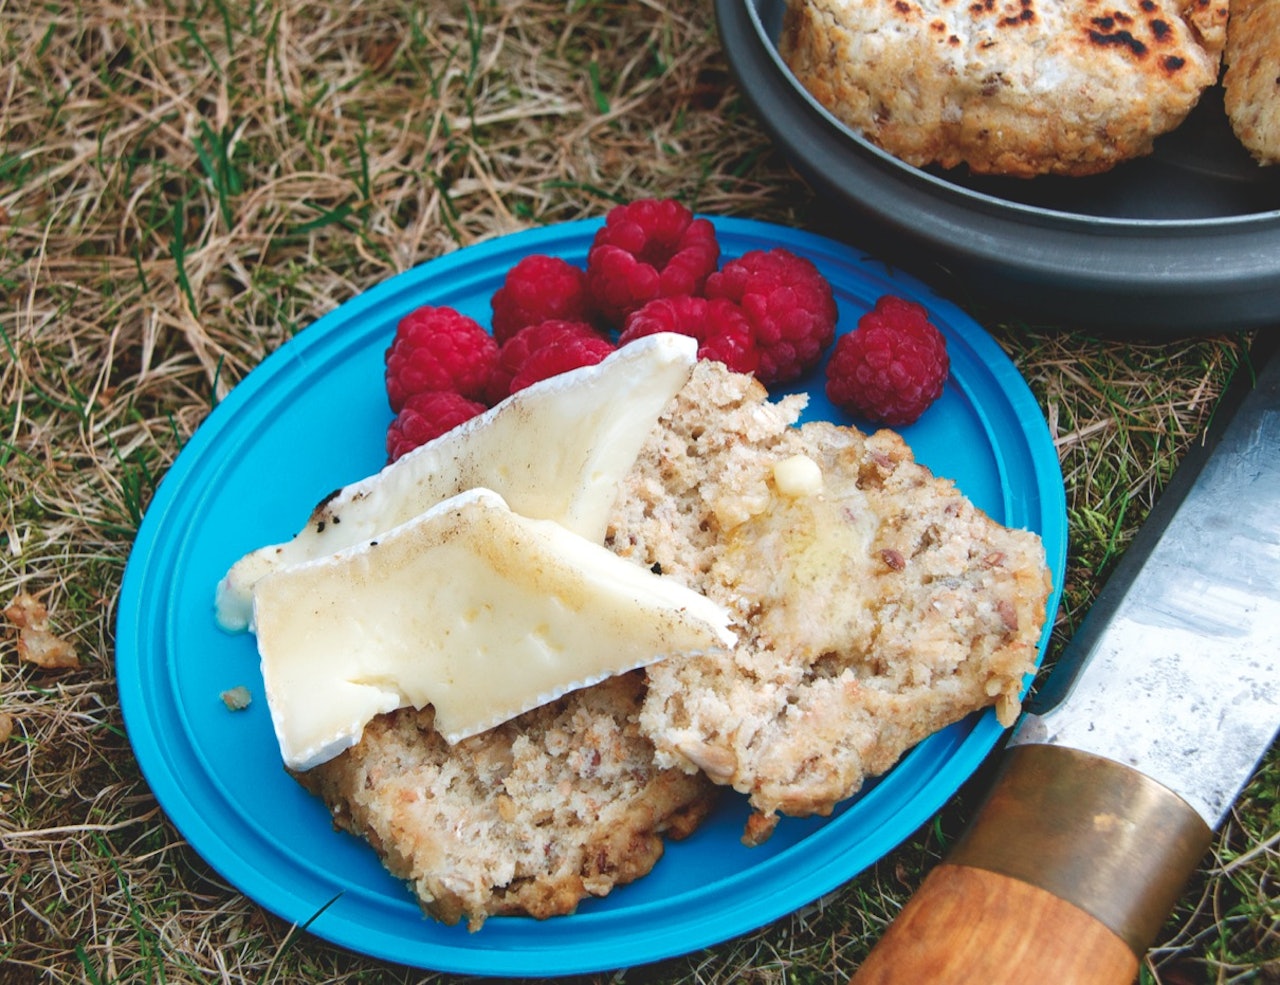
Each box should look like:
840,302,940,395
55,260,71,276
253,488,735,770
216,333,699,631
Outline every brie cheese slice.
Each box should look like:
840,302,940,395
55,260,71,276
251,487,735,770
216,333,698,631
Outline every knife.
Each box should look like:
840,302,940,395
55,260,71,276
851,334,1280,985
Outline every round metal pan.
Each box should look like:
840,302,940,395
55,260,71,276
716,0,1280,334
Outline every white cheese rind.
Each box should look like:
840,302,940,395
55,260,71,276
216,333,698,632
251,488,735,770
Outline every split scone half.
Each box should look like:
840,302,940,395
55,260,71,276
608,362,1053,843
294,672,717,931
779,0,1228,176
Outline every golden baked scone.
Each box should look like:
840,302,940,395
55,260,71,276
780,0,1226,176
1224,0,1280,164
295,673,717,930
608,362,1052,842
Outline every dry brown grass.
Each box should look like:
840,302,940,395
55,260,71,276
1,0,1274,983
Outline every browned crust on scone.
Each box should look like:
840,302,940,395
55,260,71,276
780,0,1222,176
295,673,718,930
1224,0,1280,164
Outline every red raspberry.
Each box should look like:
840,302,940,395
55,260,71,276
489,254,594,345
508,331,616,394
384,306,498,412
585,198,720,327
386,390,487,462
619,295,760,375
704,248,837,386
825,295,950,427
486,319,606,403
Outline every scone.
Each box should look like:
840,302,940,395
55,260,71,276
1224,0,1280,164
779,0,1226,176
296,672,718,930
607,362,1052,842
298,357,1052,922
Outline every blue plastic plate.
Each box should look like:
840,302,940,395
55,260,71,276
116,217,1067,977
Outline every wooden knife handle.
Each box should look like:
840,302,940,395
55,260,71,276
851,744,1213,985
851,862,1138,983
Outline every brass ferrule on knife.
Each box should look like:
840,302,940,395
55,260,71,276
948,743,1214,958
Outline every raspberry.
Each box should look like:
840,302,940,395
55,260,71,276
824,295,950,427
508,330,616,394
705,248,837,386
384,306,498,412
486,319,606,403
489,254,594,345
386,389,487,462
619,295,760,375
585,198,720,327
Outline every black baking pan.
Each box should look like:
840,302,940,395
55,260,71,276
715,0,1280,334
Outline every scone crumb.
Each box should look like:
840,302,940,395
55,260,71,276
220,686,252,711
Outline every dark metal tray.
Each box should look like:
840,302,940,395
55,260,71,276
716,0,1280,334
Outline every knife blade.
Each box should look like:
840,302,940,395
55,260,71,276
851,335,1280,985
